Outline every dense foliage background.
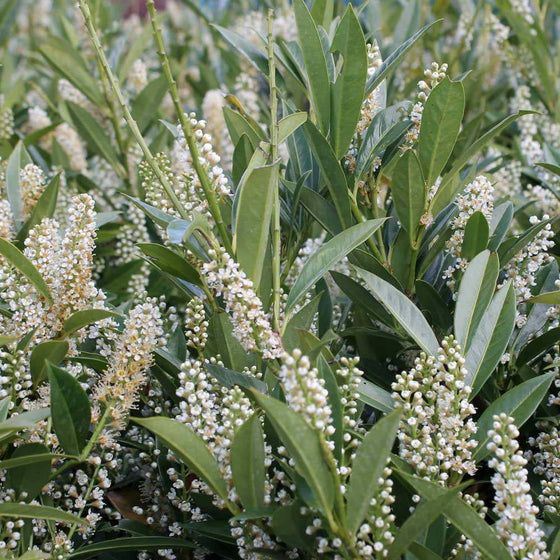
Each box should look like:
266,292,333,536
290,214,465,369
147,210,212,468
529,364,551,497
0,0,560,558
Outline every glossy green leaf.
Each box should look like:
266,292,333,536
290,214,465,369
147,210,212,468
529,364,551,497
529,290,560,305
357,269,439,355
278,112,307,144
6,443,52,501
392,150,425,243
231,414,266,510
418,78,465,187
63,309,121,335
388,485,465,560
68,537,194,560
0,408,50,435
473,373,555,462
461,211,489,260
133,416,229,501
304,121,353,229
330,5,367,158
294,0,331,133
0,503,87,525
251,391,335,515
286,219,385,312
49,364,91,455
346,409,401,533
454,250,498,351
356,379,394,413
234,162,279,290
398,473,510,560
466,282,516,396
138,243,201,285
30,340,69,386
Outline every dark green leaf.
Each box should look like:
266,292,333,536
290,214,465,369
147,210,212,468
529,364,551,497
251,391,335,516
133,416,229,501
418,78,465,186
287,219,385,312
473,373,555,462
346,409,401,533
231,414,266,510
49,364,91,455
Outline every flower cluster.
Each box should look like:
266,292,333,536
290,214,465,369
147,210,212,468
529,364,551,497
202,247,283,359
392,336,477,483
444,175,495,284
93,298,165,429
278,349,333,434
487,414,549,559
528,426,560,516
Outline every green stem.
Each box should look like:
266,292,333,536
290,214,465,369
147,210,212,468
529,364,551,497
267,10,282,332
77,0,189,220
146,0,232,254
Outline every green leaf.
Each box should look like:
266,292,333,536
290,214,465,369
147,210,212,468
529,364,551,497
529,290,560,305
0,237,52,303
286,219,385,312
231,414,265,510
356,104,410,178
49,364,91,455
454,250,498,351
432,111,533,214
346,409,401,533
0,502,87,525
488,201,514,251
271,501,313,550
234,162,279,290
16,173,60,243
5,141,25,227
392,150,425,243
387,485,465,560
138,243,201,285
473,373,555,462
205,363,267,394
206,312,249,372
357,379,395,413
461,211,489,260
6,443,52,501
0,408,50,435
398,473,510,560
0,335,18,346
133,416,229,502
38,37,104,107
0,452,67,470
466,282,516,396
283,293,322,351
418,78,465,187
251,391,335,516
68,537,194,560
30,340,69,386
278,112,307,144
67,102,125,176
294,0,331,134
131,76,169,133
517,327,560,365
304,121,353,229
356,269,439,355
330,5,367,158
63,309,121,336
